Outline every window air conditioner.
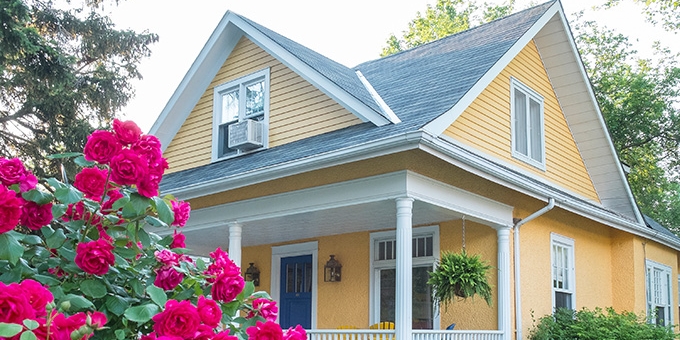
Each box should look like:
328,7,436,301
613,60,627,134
228,119,263,150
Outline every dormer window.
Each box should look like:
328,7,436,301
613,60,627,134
212,68,270,161
510,77,545,169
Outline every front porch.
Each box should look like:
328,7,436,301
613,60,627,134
176,171,516,339
307,329,503,340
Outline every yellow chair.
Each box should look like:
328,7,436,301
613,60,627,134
369,322,395,340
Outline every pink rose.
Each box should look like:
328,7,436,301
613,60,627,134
204,248,241,280
20,199,53,230
75,238,115,276
155,249,181,266
213,332,238,340
18,279,53,317
19,173,37,192
211,272,245,303
154,266,184,290
0,185,23,233
246,321,283,340
192,324,216,340
170,230,186,249
132,135,164,167
74,167,109,200
137,175,160,198
283,325,307,340
152,300,201,339
140,333,158,340
101,189,123,213
0,282,35,323
248,298,278,322
83,130,122,164
171,200,190,227
197,296,222,327
113,119,143,145
88,311,108,329
109,149,148,186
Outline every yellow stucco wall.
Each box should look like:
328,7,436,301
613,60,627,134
163,36,362,173
439,220,498,331
444,40,599,202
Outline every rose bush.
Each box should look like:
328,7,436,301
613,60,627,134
0,120,302,340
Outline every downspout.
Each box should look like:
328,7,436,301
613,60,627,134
514,198,555,340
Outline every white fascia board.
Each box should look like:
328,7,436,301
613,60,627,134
551,4,644,225
229,15,390,127
355,70,401,124
177,170,512,233
417,132,680,251
421,1,561,136
163,130,425,200
150,11,244,151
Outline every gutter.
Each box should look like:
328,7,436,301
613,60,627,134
513,198,555,340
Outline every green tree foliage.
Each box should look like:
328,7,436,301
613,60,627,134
380,0,514,56
574,19,680,230
0,0,158,177
605,0,680,31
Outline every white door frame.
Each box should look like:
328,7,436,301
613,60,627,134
271,241,318,329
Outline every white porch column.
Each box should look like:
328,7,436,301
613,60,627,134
228,223,242,268
395,197,414,340
497,226,512,340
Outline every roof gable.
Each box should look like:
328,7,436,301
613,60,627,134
149,11,394,152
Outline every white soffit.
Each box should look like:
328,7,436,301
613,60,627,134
533,12,643,223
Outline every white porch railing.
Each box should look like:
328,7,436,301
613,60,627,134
307,329,503,340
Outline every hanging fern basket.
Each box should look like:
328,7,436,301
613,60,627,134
427,250,493,308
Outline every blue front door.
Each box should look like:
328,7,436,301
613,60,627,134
280,255,312,329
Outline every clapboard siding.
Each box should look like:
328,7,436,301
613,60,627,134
164,36,362,173
444,40,599,201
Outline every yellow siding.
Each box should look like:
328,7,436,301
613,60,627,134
164,36,362,173
444,40,599,202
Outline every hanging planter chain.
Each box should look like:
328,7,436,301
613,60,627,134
462,215,466,251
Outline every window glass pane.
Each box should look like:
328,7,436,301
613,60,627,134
529,98,542,162
296,263,304,293
426,236,433,257
286,264,295,293
245,80,265,116
413,266,433,329
378,241,385,261
514,89,528,156
221,90,239,123
555,292,572,310
386,241,394,260
304,262,313,293
379,267,434,329
417,237,425,257
379,269,396,323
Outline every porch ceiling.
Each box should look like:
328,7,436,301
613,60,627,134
170,171,514,256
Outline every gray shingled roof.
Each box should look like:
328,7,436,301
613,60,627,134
644,215,680,240
236,14,386,120
160,1,555,193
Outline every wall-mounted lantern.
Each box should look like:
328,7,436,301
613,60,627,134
324,255,342,282
245,263,260,286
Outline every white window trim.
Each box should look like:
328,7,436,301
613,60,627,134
550,233,575,311
369,225,440,329
211,68,270,162
510,77,546,170
270,241,318,329
646,259,673,326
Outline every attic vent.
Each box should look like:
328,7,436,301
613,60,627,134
228,119,263,150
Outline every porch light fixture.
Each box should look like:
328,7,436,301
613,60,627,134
324,255,342,282
245,263,260,286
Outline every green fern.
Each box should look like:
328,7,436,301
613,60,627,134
427,250,493,309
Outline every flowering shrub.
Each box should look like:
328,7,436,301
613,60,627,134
0,120,301,340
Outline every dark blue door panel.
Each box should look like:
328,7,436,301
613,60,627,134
280,255,312,329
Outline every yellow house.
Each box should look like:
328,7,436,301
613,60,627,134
150,1,680,339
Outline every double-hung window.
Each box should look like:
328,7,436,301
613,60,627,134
551,233,575,311
511,77,545,169
212,68,270,160
646,260,673,326
370,226,439,329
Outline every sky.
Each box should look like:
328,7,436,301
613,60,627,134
103,0,677,132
